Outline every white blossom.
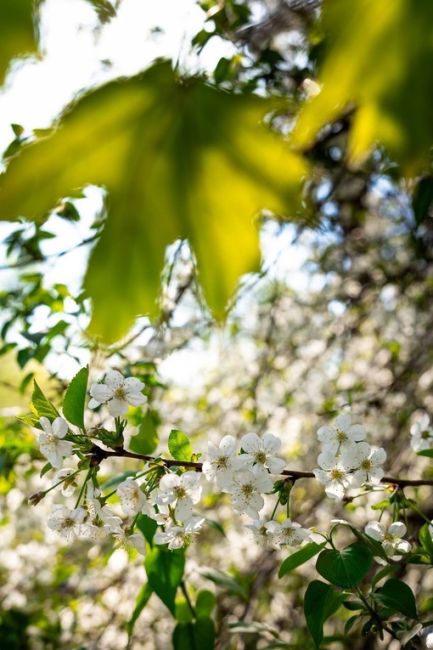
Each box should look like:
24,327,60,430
245,518,274,545
86,488,123,535
89,370,146,416
154,517,205,549
38,417,74,469
410,413,433,452
54,468,77,497
47,506,86,541
116,479,153,517
230,467,274,518
365,521,411,555
154,471,202,522
313,450,353,500
317,413,366,455
237,432,286,474
128,533,146,555
347,443,386,486
202,435,239,489
266,519,311,546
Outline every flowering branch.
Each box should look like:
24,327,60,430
87,444,433,488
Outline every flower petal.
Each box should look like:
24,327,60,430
389,521,406,538
240,433,261,454
104,370,124,390
108,398,128,416
262,433,281,455
52,417,68,439
335,413,352,432
90,383,113,403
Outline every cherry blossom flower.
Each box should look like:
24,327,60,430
230,467,274,518
38,417,73,469
313,450,353,500
86,488,123,535
116,479,153,517
47,506,86,541
237,432,286,474
89,370,146,416
266,519,311,546
154,517,205,549
54,468,78,497
245,518,274,545
410,413,433,452
365,521,411,555
317,413,366,455
347,443,386,486
154,471,202,522
202,435,239,488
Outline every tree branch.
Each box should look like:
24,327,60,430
88,444,433,487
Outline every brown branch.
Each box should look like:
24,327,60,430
88,445,433,488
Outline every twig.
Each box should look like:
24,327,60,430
87,444,433,487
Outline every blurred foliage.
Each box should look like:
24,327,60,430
0,61,306,341
0,0,38,84
293,0,433,172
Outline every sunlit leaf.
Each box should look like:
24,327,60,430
129,409,159,455
0,0,38,85
0,61,307,341
293,0,433,172
168,429,193,462
62,366,88,428
144,546,185,614
31,381,59,422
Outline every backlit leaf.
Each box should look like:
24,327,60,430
0,0,38,85
62,366,88,428
168,429,193,462
316,542,372,588
144,546,185,614
0,61,306,341
293,0,433,172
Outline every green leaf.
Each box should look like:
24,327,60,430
129,409,159,455
279,542,325,578
144,547,185,614
62,367,88,428
304,580,345,648
195,590,216,618
136,514,157,546
0,0,38,85
316,542,373,588
293,0,433,172
419,523,433,558
201,568,248,601
417,448,433,458
374,579,417,619
0,61,306,341
126,582,153,638
31,381,59,421
173,619,215,650
413,177,433,225
168,429,193,461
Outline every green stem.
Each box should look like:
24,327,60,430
180,581,196,619
41,469,81,496
75,468,93,508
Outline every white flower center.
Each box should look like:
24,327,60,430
174,486,187,499
361,458,372,471
216,456,228,469
255,451,267,464
114,387,127,400
330,468,345,481
421,430,431,440
63,518,74,528
241,483,254,498
336,430,347,443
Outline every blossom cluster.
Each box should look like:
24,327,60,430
313,413,386,500
202,433,310,547
33,369,429,560
410,413,433,453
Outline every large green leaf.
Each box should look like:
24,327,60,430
0,0,38,85
144,546,185,614
316,542,372,588
168,429,193,462
304,580,345,649
129,409,159,455
374,579,417,619
126,582,153,638
279,542,325,578
62,366,88,428
31,381,59,422
293,0,433,172
0,61,306,341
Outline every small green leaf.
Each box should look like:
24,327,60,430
144,547,185,614
195,590,216,618
31,381,59,421
136,514,157,546
316,542,373,588
201,568,248,601
417,448,433,458
173,618,215,650
168,429,193,461
126,582,153,637
304,580,345,649
62,366,88,428
374,579,418,619
129,409,159,455
279,542,325,578
419,523,433,558
40,462,52,477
